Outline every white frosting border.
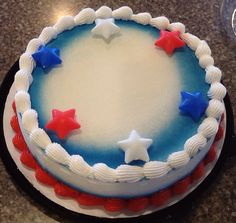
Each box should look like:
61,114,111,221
14,6,226,183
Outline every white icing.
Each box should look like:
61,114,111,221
205,65,222,83
30,128,52,149
116,165,143,182
14,70,29,91
206,99,225,118
184,133,207,157
117,130,152,163
167,151,190,168
53,16,75,33
38,27,58,44
74,8,96,25
45,143,70,165
199,54,214,68
143,161,171,178
195,40,211,58
95,6,112,19
150,16,170,30
112,6,133,20
168,22,185,34
69,155,93,177
198,117,218,138
19,53,35,74
208,82,226,100
131,12,152,25
91,18,120,40
180,33,201,51
22,109,38,133
15,91,31,113
93,163,116,182
25,38,42,54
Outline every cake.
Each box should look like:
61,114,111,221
11,6,226,216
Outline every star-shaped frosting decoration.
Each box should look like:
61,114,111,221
91,18,120,40
45,109,80,139
179,91,208,121
32,46,62,69
155,30,185,55
117,130,153,164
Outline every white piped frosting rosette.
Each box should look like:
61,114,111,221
14,6,226,183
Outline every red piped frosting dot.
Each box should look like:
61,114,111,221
214,125,224,142
12,133,28,152
127,197,149,212
54,183,80,198
12,101,17,114
172,176,192,195
104,198,126,212
35,167,57,186
76,193,106,206
204,145,217,165
20,149,37,169
10,115,20,133
151,189,172,207
191,161,205,182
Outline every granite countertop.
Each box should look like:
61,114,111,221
0,0,236,222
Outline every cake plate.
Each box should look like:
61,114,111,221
0,61,235,222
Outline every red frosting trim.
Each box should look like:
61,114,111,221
172,176,192,195
76,193,106,206
104,198,126,212
20,149,38,169
54,183,80,198
35,167,58,186
191,161,205,182
127,197,149,212
151,189,172,207
12,133,28,152
10,115,20,133
10,106,224,212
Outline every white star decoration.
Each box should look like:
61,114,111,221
117,130,153,164
91,18,120,40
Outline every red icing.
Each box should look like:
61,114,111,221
10,111,222,212
127,197,149,212
20,149,38,169
45,109,81,139
10,115,20,133
172,176,192,195
215,125,224,142
204,145,217,165
155,30,185,54
54,183,80,198
12,133,28,152
35,167,58,186
151,189,172,207
12,101,17,114
191,161,205,182
104,198,126,212
77,193,106,206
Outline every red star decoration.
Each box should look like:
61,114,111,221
45,109,81,139
155,30,185,55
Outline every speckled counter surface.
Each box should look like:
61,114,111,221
0,0,236,222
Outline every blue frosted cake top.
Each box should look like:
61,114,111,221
29,21,209,168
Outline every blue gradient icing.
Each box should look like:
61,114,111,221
29,21,209,168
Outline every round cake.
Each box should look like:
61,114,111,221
12,6,226,216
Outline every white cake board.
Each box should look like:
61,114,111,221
2,83,226,219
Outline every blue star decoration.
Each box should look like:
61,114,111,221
32,46,62,69
179,91,208,121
